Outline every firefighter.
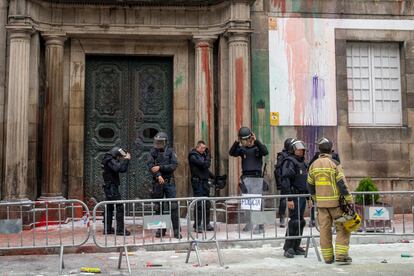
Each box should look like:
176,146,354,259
307,137,354,264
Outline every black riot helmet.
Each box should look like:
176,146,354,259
108,146,127,158
284,138,297,151
238,127,252,140
317,137,333,153
288,140,307,154
154,131,168,149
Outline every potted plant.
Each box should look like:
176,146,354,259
354,177,392,231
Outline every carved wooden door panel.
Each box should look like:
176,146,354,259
85,56,173,202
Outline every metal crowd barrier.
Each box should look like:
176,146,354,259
186,194,321,267
350,191,414,235
92,197,196,274
0,199,90,274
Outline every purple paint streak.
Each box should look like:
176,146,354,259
311,74,326,125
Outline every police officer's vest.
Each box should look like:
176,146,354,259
151,147,175,179
285,156,308,194
241,145,263,175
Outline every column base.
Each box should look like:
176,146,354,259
37,195,66,202
35,195,68,228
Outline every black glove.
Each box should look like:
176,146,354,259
205,147,210,155
347,203,356,215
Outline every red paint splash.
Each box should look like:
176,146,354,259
201,45,212,145
235,58,244,131
272,0,286,14
284,18,312,125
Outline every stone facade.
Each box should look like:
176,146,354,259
251,0,414,192
0,0,413,201
0,0,254,200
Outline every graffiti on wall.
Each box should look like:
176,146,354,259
269,17,414,126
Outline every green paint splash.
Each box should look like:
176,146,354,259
174,75,184,90
201,120,208,144
251,50,270,161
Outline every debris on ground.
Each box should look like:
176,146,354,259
80,267,101,273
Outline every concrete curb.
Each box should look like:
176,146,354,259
1,234,412,256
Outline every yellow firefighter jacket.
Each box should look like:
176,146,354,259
307,154,353,208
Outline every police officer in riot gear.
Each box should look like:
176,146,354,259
281,140,311,258
274,138,297,227
147,132,181,239
188,140,215,232
229,127,269,233
101,146,131,236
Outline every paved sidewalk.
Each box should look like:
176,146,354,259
1,241,414,275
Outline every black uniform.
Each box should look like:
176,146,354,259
280,155,308,253
229,139,268,232
188,148,214,229
101,153,129,234
274,149,290,218
147,146,180,235
229,139,269,193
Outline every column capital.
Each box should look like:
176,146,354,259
6,25,34,40
224,29,252,44
42,33,67,47
193,35,217,48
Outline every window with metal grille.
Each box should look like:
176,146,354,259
346,42,402,126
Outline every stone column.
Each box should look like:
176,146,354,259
40,33,66,199
3,26,32,200
227,31,251,196
193,36,216,169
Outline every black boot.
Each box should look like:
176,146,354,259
104,227,115,235
174,229,182,239
155,229,166,238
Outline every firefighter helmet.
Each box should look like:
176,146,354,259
317,137,333,153
343,213,362,232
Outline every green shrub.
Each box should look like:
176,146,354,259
354,177,379,205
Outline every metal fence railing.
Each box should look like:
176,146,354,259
186,194,321,266
92,197,196,274
350,191,414,235
2,191,412,274
0,199,90,274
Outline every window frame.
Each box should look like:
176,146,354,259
346,42,403,127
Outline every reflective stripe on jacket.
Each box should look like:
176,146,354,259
307,154,352,208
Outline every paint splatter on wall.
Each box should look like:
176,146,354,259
269,17,414,126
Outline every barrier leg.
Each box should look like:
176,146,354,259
215,241,224,267
118,248,123,269
124,246,132,274
311,236,321,262
194,242,202,267
59,245,65,275
118,246,132,274
185,242,193,263
185,241,202,267
304,237,310,258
